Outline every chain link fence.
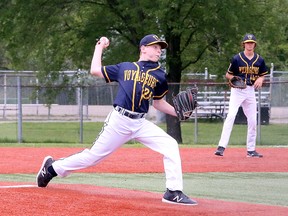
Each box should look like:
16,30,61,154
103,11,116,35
1,70,288,145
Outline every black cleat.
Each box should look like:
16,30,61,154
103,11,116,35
215,146,225,156
162,189,198,206
36,156,55,187
247,151,263,158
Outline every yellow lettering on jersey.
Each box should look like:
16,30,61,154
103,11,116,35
131,70,138,80
144,74,158,88
142,87,153,99
124,70,132,80
140,72,146,82
136,71,141,82
239,66,259,75
125,70,159,88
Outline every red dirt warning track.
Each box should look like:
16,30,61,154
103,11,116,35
0,147,287,216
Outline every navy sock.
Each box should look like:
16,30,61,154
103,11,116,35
48,166,58,177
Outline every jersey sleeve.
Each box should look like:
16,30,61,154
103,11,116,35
101,64,121,83
153,73,168,100
258,58,269,76
227,56,238,75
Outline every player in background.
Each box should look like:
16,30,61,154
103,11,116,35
215,33,268,157
36,34,198,206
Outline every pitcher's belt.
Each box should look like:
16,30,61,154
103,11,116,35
115,106,146,119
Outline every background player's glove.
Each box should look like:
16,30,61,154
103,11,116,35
229,76,246,89
172,87,198,121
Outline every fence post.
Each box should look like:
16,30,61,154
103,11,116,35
17,76,23,143
269,63,274,105
77,82,84,144
204,67,208,101
3,74,7,119
194,107,198,144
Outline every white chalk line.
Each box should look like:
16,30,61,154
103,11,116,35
0,184,38,189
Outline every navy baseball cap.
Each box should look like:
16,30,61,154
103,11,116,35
242,34,257,43
139,34,168,49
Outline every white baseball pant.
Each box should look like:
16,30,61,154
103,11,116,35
52,109,184,191
218,86,257,151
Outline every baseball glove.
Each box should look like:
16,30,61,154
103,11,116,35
229,76,246,89
172,87,198,121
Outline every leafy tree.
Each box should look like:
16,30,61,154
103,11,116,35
0,0,287,142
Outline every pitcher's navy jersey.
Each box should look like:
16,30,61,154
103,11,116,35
102,61,168,113
228,51,268,86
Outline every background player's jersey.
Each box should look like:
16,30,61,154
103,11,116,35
227,51,268,86
102,61,168,113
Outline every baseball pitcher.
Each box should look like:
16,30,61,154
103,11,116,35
36,34,197,206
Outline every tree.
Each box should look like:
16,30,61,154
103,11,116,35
1,0,288,142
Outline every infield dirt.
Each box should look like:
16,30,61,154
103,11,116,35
0,147,287,215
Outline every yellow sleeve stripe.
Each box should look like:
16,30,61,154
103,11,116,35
153,90,168,99
103,66,111,83
260,71,269,76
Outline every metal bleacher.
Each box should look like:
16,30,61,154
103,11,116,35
193,90,270,120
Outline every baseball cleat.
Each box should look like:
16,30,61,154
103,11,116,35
215,146,225,156
162,189,198,206
36,156,55,187
247,151,263,158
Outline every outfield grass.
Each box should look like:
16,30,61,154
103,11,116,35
1,121,287,146
1,172,287,207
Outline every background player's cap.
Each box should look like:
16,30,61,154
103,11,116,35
139,34,168,49
242,34,257,43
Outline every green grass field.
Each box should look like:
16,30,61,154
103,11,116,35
1,121,288,208
1,121,288,146
1,172,287,207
